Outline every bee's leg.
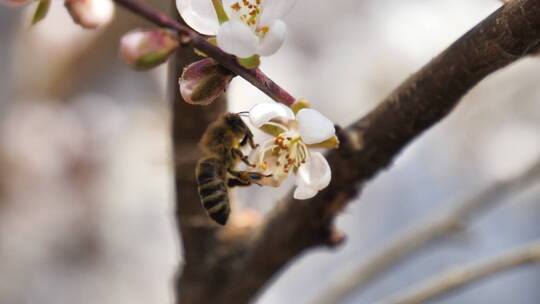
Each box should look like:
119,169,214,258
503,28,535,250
231,148,256,167
248,134,258,149
240,133,258,149
239,134,249,147
227,178,251,188
227,168,267,183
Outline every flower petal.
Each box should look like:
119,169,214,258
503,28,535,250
297,109,335,145
260,0,297,26
249,103,294,128
257,19,287,56
297,152,331,191
176,0,219,35
307,135,340,149
293,183,318,200
217,21,259,58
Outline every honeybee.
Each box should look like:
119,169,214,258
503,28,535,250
196,112,267,225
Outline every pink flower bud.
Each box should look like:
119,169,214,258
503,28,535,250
65,0,114,29
180,58,234,106
119,29,180,70
1,0,35,7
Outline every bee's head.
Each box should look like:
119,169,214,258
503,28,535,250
223,113,249,135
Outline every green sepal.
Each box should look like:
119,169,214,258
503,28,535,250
307,136,340,149
31,0,51,25
260,123,285,137
212,0,229,24
194,38,216,58
207,37,218,46
291,98,310,114
135,49,172,70
194,48,208,57
237,55,260,69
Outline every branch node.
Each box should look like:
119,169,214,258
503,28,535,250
326,229,347,248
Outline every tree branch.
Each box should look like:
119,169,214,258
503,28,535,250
113,0,296,105
311,157,540,304
377,240,540,304
217,1,540,302
115,0,540,303
164,6,229,302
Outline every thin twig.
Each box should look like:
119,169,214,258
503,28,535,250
312,157,540,304
112,0,296,105
377,240,540,304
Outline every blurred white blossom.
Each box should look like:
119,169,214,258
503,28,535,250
176,0,295,58
65,0,114,29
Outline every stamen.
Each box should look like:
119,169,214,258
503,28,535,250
260,144,277,161
255,128,312,179
257,137,278,167
231,2,241,11
227,0,264,31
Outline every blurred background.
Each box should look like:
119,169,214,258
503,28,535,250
1,0,540,303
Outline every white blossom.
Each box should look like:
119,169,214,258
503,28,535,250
248,103,337,200
176,0,296,58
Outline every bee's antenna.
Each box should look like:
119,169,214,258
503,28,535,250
236,111,250,117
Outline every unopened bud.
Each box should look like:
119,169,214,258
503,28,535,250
1,0,35,6
65,0,114,29
119,29,179,70
180,58,234,105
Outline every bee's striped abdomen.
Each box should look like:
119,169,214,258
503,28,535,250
196,157,230,225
